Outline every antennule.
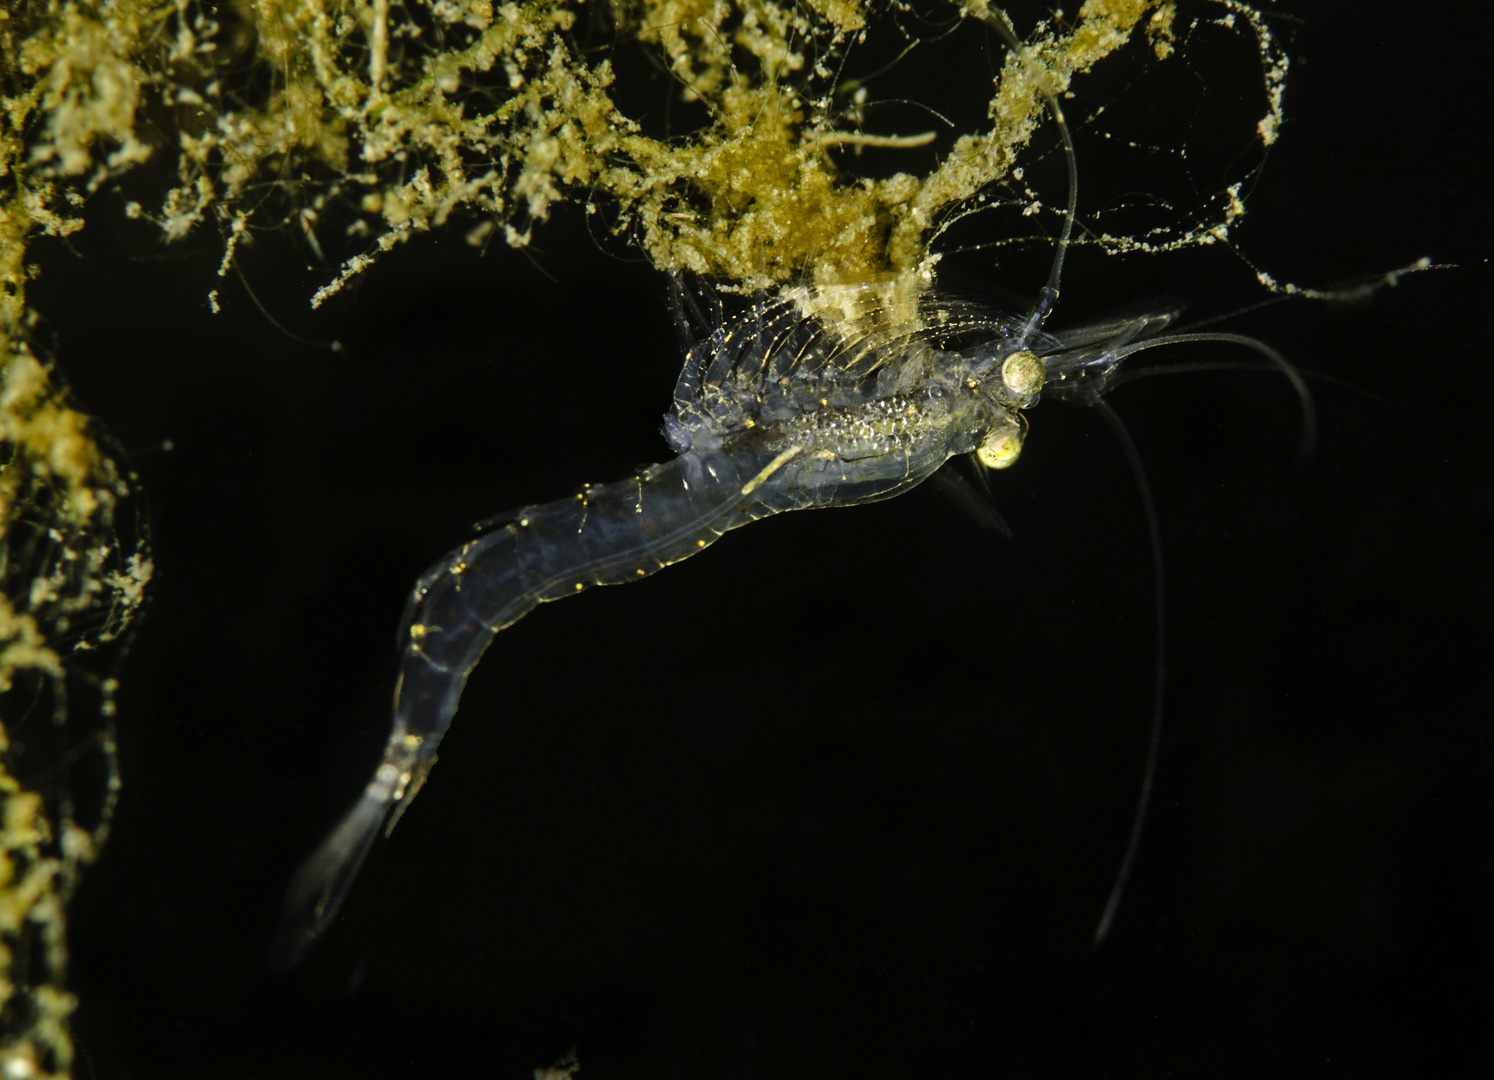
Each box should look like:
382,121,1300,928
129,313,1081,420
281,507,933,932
976,8,1080,341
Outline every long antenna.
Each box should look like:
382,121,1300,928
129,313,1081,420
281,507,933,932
1090,400,1167,946
978,8,1079,342
1111,331,1318,462
980,8,1170,945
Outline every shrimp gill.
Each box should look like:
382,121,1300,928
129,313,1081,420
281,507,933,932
269,8,1309,970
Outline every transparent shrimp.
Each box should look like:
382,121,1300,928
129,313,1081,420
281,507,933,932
272,278,1032,966
269,261,1221,968
270,10,1306,968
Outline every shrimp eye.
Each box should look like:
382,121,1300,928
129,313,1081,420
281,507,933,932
1001,349,1045,401
977,427,1024,470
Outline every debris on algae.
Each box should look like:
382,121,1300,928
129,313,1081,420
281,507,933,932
3,1,1293,1073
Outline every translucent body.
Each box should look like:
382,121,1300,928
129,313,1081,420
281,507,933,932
269,278,1177,967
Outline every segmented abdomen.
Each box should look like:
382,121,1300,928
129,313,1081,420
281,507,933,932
270,447,787,967
394,447,787,749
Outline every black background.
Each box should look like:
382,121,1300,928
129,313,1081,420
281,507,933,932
26,3,1491,1077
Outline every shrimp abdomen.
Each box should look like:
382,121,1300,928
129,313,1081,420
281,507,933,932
273,449,779,964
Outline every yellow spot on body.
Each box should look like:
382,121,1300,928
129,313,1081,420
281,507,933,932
696,539,706,548
574,583,584,591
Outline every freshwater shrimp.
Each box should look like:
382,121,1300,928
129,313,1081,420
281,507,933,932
268,10,1306,969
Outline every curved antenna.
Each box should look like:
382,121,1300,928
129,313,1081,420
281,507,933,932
1082,328,1312,943
977,9,1079,342
1090,399,1166,946
1109,331,1317,462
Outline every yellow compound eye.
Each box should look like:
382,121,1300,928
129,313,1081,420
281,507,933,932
977,429,1024,469
1001,349,1045,400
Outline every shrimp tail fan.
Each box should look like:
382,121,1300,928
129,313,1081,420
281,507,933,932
268,787,394,970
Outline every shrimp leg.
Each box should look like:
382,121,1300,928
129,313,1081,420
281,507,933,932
270,445,803,967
